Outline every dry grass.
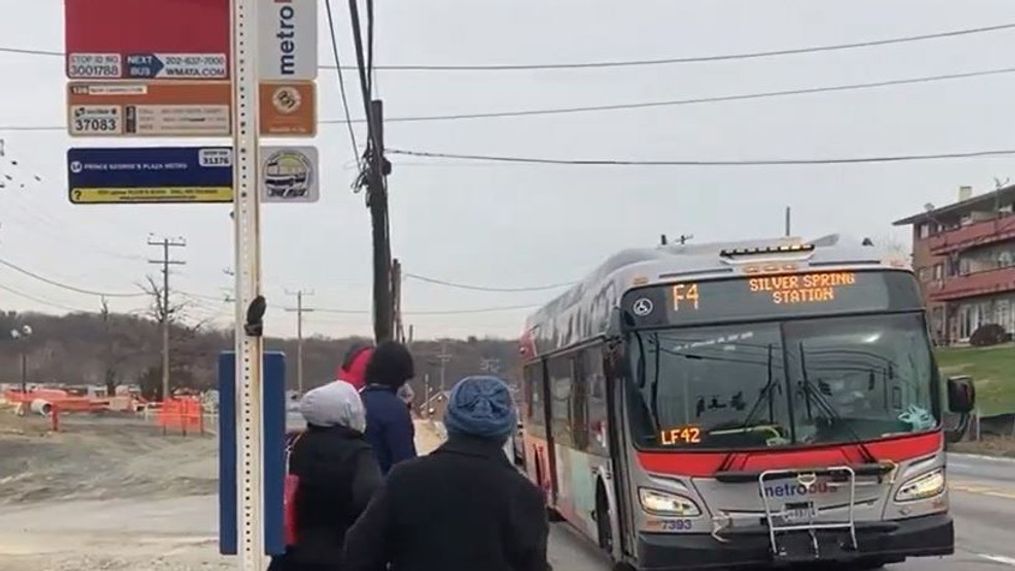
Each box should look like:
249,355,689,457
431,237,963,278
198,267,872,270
950,435,1015,458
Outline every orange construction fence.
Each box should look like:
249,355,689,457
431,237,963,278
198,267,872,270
157,397,205,436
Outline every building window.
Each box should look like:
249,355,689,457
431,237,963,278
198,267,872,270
958,305,972,340
996,300,1011,334
999,250,1014,268
947,258,960,277
934,263,944,280
932,306,945,341
961,257,977,275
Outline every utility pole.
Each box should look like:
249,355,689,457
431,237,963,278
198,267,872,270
285,289,315,395
392,258,404,343
367,99,393,343
436,341,452,391
347,1,393,344
147,236,186,402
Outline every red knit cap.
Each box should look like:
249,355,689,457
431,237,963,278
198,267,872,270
337,346,373,390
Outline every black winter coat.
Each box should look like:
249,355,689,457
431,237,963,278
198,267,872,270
275,424,383,570
343,434,550,571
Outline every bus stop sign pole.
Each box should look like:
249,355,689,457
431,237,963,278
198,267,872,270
231,0,266,568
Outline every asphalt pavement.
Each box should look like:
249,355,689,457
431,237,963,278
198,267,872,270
547,452,1015,570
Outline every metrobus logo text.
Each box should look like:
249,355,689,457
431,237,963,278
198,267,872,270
274,0,299,76
761,481,833,498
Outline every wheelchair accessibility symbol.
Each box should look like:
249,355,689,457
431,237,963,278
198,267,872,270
632,298,654,317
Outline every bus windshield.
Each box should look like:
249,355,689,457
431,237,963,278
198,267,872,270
627,312,940,450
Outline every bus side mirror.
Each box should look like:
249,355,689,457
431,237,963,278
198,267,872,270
947,376,975,414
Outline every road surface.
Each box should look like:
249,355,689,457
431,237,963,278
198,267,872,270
0,427,1010,570
547,452,1015,570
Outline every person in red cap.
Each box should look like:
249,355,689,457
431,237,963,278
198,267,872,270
336,343,374,391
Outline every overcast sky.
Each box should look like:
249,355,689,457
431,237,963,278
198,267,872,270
1,0,1015,340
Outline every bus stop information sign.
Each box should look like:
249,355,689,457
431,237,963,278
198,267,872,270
67,147,234,204
64,0,230,80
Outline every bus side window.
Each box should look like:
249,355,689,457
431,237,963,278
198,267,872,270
524,364,546,437
585,348,610,457
571,353,589,450
548,356,574,447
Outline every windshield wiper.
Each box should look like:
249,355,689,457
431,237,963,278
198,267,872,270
797,342,878,464
717,343,782,473
731,343,780,431
633,332,661,434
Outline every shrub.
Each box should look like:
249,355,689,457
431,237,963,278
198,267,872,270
970,323,1008,347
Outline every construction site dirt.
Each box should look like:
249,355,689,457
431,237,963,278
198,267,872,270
0,414,445,570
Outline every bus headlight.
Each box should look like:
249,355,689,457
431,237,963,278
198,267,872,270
895,469,945,502
638,488,701,517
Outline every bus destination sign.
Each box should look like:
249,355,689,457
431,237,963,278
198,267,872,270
622,270,921,328
747,271,857,305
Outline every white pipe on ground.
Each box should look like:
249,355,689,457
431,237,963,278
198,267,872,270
30,399,52,416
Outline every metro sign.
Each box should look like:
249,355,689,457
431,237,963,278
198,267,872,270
259,0,318,81
64,0,230,80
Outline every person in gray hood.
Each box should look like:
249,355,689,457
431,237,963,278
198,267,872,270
270,381,383,571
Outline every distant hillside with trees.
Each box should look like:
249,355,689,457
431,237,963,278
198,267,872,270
0,309,520,400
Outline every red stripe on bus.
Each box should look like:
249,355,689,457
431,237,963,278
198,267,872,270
636,431,942,477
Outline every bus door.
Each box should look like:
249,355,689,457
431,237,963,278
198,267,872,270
542,357,560,506
524,360,556,502
605,346,637,558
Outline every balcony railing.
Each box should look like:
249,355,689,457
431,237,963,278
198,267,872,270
927,266,1015,302
927,215,1015,255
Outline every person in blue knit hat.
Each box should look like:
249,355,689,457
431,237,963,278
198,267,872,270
345,376,550,571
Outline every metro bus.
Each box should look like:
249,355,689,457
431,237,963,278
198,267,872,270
519,235,975,570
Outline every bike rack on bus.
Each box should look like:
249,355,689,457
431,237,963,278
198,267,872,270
758,466,858,561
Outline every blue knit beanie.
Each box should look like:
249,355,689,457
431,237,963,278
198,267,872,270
444,376,517,441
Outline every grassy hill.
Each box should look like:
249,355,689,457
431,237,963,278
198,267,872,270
936,344,1015,417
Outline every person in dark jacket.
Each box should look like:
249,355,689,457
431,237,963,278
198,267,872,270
344,375,550,571
359,340,417,474
271,381,382,571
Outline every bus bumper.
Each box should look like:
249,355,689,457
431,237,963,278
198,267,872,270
636,513,953,570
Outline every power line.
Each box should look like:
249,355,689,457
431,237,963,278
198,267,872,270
390,148,1015,167
324,0,361,165
0,46,62,57
5,21,1015,71
0,281,90,313
405,272,574,292
346,66,1015,123
407,304,539,315
0,257,147,297
315,303,539,315
179,290,229,303
326,21,1015,71
4,65,1015,133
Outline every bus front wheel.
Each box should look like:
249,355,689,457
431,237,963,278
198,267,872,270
595,482,613,553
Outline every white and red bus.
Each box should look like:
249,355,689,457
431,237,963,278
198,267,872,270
520,235,975,570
